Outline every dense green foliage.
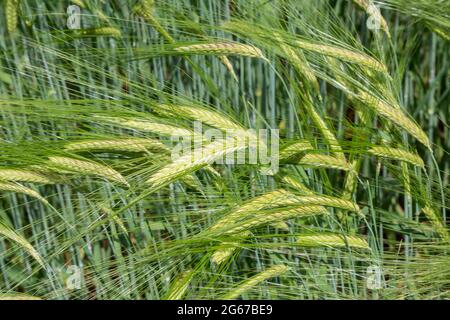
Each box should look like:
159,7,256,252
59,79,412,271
0,0,449,300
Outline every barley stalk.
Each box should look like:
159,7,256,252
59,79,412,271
369,146,425,168
222,265,288,300
48,156,129,187
297,234,370,249
0,169,54,184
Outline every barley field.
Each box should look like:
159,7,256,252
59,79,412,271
0,0,449,300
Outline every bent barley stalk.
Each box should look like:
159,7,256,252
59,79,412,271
48,156,129,187
369,146,425,168
0,220,45,267
222,265,289,300
297,234,370,249
0,169,55,184
0,182,49,205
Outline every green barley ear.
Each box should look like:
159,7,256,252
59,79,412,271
71,27,122,38
211,231,251,265
368,146,425,168
294,39,388,73
222,206,328,236
133,0,174,43
0,182,49,205
279,140,313,162
165,269,195,300
0,169,55,184
70,0,85,8
297,234,370,250
209,189,294,232
358,92,431,149
298,153,354,171
48,156,129,187
0,293,42,300
422,206,450,243
174,42,268,61
281,176,314,194
65,138,168,153
95,116,193,137
222,265,289,300
6,0,18,34
154,104,243,131
0,220,45,268
146,136,249,192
